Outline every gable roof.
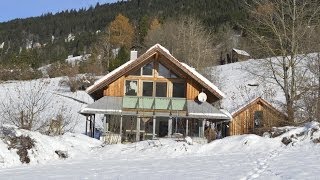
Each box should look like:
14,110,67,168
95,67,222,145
232,48,250,56
86,44,225,99
231,97,286,118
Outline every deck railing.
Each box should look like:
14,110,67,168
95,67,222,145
122,96,186,111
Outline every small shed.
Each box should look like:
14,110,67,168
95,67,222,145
229,97,287,135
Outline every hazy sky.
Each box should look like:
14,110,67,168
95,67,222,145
0,0,117,22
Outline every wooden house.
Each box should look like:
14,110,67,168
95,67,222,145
80,44,230,143
229,97,287,135
232,48,250,62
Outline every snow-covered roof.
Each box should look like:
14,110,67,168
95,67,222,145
146,43,171,55
86,44,225,99
232,48,250,57
86,59,135,93
180,63,225,98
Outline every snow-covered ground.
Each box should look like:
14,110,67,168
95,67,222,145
0,77,95,133
0,121,319,179
0,67,319,179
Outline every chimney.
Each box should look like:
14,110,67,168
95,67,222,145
130,50,138,61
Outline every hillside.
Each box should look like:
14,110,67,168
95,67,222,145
0,0,246,69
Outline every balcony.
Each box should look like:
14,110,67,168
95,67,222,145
122,96,187,111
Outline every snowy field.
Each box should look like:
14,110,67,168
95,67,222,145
0,122,319,179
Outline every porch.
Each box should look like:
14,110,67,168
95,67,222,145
80,96,230,143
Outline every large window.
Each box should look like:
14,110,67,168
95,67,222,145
158,63,178,78
142,62,153,76
172,82,185,98
143,82,153,96
158,63,170,78
125,80,138,96
156,82,167,97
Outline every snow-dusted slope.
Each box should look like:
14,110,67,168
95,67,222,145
214,53,317,115
0,77,96,133
213,59,286,114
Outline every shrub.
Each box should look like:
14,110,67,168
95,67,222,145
47,62,78,78
59,74,96,92
6,135,35,164
0,65,42,81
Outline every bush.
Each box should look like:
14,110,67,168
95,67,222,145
47,62,78,78
59,74,96,92
44,106,77,136
6,135,35,164
0,65,42,81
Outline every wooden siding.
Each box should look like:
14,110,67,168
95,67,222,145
186,79,199,100
186,79,218,103
103,76,124,97
229,101,286,135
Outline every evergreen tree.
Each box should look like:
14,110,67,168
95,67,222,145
109,46,129,71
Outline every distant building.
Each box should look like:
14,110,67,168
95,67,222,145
65,54,91,66
232,48,250,62
219,48,251,65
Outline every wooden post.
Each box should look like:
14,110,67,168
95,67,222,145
103,115,106,134
168,117,172,137
186,119,189,136
89,116,92,137
92,115,96,138
120,115,123,141
105,115,109,133
153,116,156,139
136,117,140,141
202,119,206,138
85,116,88,136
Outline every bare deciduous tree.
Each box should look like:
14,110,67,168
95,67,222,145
145,16,217,70
1,80,52,130
0,80,77,133
244,0,320,122
89,33,112,73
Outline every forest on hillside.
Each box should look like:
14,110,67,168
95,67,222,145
0,0,246,76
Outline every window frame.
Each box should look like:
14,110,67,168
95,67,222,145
157,62,178,79
141,61,154,76
142,81,154,97
155,81,168,97
254,111,263,128
172,82,186,98
124,80,138,96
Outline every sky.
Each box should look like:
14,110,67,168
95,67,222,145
0,0,117,23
